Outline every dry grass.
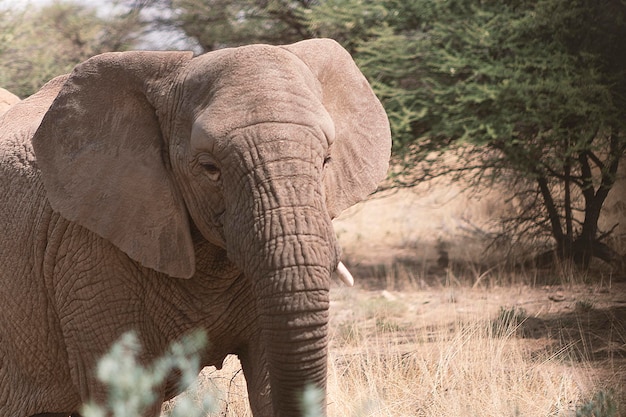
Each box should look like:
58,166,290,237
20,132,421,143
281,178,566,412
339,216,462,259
163,282,626,417
327,323,583,416
326,285,624,417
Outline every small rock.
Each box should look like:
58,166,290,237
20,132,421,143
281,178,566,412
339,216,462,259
381,290,397,301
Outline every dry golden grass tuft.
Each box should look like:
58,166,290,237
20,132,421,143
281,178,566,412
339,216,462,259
327,322,584,416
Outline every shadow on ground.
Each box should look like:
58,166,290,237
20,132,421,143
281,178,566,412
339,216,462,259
518,306,626,363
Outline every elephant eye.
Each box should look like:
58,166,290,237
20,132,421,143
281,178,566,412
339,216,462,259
323,155,332,167
197,155,221,181
202,163,221,181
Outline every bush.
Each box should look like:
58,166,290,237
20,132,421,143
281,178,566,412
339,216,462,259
81,331,215,417
576,390,619,417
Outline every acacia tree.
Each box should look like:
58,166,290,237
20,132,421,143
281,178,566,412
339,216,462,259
309,0,626,267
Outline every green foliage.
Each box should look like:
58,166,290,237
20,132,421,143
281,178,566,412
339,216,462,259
0,4,17,57
301,384,324,417
307,0,626,266
81,331,215,417
575,390,619,417
125,0,316,52
305,0,389,51
0,1,143,97
335,0,626,161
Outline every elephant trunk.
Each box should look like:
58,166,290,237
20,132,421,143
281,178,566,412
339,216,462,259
221,130,340,416
256,260,331,416
242,210,337,416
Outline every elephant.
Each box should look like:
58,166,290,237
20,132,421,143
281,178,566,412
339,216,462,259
0,87,20,116
0,38,390,417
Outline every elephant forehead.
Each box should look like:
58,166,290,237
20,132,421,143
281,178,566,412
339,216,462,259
196,96,334,144
186,45,336,144
191,118,330,161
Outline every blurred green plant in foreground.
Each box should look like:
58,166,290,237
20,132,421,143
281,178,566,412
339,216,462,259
81,331,215,417
80,330,325,417
576,390,619,417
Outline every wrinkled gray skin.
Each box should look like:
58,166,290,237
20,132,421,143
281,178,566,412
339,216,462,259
0,39,390,417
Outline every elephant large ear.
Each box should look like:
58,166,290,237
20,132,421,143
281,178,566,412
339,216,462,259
32,51,196,278
282,39,391,218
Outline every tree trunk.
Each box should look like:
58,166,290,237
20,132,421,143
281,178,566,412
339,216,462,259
536,176,568,255
564,162,573,244
572,135,622,267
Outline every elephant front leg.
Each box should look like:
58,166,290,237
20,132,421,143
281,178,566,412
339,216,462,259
238,343,273,416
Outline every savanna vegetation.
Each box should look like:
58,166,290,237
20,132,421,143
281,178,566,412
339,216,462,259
2,0,625,415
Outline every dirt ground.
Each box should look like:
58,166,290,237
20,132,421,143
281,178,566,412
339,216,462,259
329,280,626,374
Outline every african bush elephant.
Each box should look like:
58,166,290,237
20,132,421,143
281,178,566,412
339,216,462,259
0,39,390,416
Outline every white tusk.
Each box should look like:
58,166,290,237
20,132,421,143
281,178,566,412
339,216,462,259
336,262,354,287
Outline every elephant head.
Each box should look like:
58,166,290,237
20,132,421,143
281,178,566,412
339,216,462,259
31,38,390,416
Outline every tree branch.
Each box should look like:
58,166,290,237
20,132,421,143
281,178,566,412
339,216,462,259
537,176,565,245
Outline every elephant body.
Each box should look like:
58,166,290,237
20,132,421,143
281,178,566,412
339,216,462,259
0,39,390,417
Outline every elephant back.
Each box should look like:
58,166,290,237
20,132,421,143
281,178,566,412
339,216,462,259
0,76,68,173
